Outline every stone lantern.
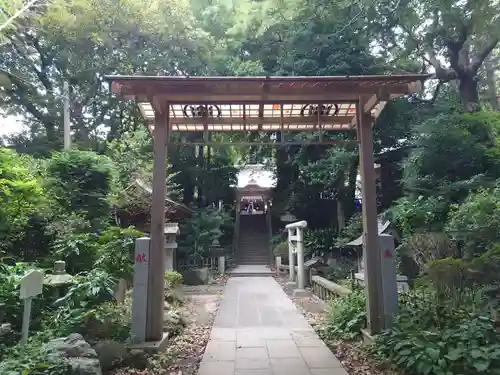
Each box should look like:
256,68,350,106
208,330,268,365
44,261,73,298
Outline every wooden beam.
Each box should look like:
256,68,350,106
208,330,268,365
372,101,388,120
363,95,379,114
147,106,169,341
166,116,354,125
119,82,417,99
167,140,357,146
170,124,353,132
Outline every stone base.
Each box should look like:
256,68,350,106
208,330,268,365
284,281,296,293
360,328,375,345
293,288,311,297
127,332,169,353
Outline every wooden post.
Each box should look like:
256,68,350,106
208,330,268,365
147,106,169,341
357,100,384,334
19,270,44,345
63,81,71,150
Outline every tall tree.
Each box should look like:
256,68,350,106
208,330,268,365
369,0,500,111
0,0,215,152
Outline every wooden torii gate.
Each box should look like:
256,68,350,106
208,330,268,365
105,74,428,342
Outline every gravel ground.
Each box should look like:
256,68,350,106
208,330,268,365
275,276,398,375
112,277,226,375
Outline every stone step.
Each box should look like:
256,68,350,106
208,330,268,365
236,256,269,260
237,250,268,253
235,261,269,266
236,254,269,260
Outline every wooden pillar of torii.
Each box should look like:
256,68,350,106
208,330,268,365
356,93,391,334
147,103,170,341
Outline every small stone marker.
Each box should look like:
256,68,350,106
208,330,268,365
19,269,44,344
164,223,179,271
131,237,150,343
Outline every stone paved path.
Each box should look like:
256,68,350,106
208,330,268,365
198,276,349,375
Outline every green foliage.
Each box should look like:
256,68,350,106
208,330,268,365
48,301,131,342
420,246,500,303
375,303,500,375
94,226,144,280
446,183,500,255
323,290,366,341
178,207,232,260
0,339,71,375
0,264,56,337
325,259,356,282
390,196,450,237
403,111,500,200
304,228,337,256
0,148,46,256
273,241,289,258
1,0,216,151
51,232,98,274
45,150,115,226
53,269,116,309
369,0,499,110
106,129,182,220
335,213,363,248
43,269,131,341
165,271,184,288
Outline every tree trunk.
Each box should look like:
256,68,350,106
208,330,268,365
459,73,480,112
485,60,499,111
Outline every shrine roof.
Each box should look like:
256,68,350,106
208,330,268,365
104,74,429,133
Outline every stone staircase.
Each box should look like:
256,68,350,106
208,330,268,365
236,214,270,265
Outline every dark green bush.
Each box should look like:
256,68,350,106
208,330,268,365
94,226,144,281
0,340,71,375
325,258,356,282
45,150,115,226
0,263,57,337
165,271,184,288
323,290,366,340
304,228,337,256
375,304,500,375
273,241,288,258
0,148,47,258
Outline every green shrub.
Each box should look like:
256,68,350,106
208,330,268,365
325,258,356,282
446,183,500,256
375,305,500,375
42,269,131,342
45,150,115,226
323,290,366,340
165,271,184,288
95,226,144,281
0,264,57,337
273,241,288,258
178,207,232,260
52,232,98,274
304,228,337,255
47,301,131,342
0,340,71,375
0,148,47,257
53,268,116,309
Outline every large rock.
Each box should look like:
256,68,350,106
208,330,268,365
46,333,102,375
182,268,209,285
93,340,127,370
